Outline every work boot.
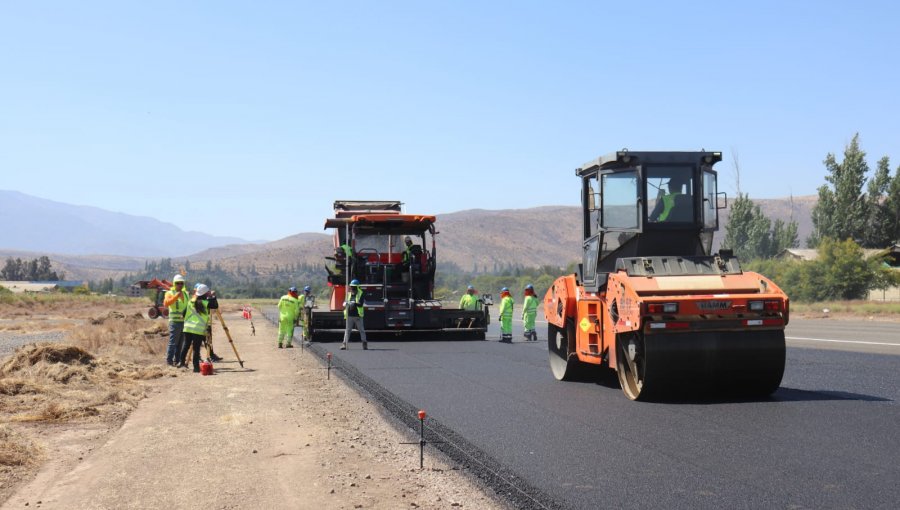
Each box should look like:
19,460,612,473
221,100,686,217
340,344,347,350
210,353,223,362
285,344,294,348
278,343,283,349
363,343,368,350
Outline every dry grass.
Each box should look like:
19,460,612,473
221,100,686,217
0,292,145,319
790,300,900,318
0,307,170,501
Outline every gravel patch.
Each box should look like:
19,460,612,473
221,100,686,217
0,331,68,359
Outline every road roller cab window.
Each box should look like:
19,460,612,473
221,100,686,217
647,166,695,223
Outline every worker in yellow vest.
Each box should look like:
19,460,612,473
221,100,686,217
498,287,514,343
298,285,312,342
163,274,189,366
341,279,367,350
277,286,301,348
522,284,539,342
182,284,213,373
459,285,479,310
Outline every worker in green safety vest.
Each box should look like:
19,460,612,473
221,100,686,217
341,279,367,350
650,176,690,222
182,284,213,373
163,274,190,366
522,284,539,342
459,285,479,310
498,287,514,343
277,287,301,348
298,285,312,342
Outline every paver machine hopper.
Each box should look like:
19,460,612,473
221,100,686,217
308,200,490,340
544,151,788,400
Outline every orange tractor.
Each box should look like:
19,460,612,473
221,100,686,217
544,151,788,400
134,278,173,319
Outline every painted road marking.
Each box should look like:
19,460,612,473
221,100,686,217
515,320,900,347
786,336,900,347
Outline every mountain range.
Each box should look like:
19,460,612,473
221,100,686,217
0,191,816,282
0,190,249,257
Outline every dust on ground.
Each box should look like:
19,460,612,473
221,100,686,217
1,301,507,509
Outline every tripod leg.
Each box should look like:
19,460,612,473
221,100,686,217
216,309,244,368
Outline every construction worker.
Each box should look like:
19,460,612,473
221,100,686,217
341,279,367,350
522,284,539,341
191,282,222,362
459,285,479,310
651,175,690,222
401,236,421,268
298,285,312,342
181,284,214,373
163,274,189,366
498,287,514,343
277,286,301,348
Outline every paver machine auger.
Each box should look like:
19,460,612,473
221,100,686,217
544,151,788,400
307,200,490,341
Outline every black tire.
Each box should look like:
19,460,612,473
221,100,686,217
147,307,159,319
548,319,590,381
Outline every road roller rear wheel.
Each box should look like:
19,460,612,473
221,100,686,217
548,320,589,381
616,333,648,400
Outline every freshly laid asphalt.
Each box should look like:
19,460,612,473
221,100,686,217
313,316,900,510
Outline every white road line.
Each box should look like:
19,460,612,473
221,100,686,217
786,336,900,347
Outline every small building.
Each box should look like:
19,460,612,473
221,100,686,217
777,249,818,261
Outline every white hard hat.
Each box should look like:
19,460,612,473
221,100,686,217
173,274,185,283
195,284,210,296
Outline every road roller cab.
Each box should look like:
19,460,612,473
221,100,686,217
544,151,788,400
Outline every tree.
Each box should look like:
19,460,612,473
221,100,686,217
724,194,772,260
882,163,900,244
807,133,890,248
862,156,893,247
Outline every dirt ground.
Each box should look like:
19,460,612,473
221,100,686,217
1,310,506,510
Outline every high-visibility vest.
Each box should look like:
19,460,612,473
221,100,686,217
183,299,211,335
343,287,365,319
166,289,190,322
499,295,514,319
459,293,478,310
278,294,300,322
522,295,538,316
658,192,682,221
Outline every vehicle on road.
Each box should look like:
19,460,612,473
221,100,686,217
308,200,490,341
545,151,788,400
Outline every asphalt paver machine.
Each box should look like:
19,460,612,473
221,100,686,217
308,200,489,340
545,151,788,400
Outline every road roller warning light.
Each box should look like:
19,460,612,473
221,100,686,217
544,150,788,400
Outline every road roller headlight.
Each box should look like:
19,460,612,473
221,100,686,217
748,300,765,311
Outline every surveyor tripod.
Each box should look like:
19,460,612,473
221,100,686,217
183,309,245,368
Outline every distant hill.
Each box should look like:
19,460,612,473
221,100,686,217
0,195,817,281
0,190,250,257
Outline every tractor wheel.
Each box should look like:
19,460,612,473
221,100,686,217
147,307,159,319
548,319,589,381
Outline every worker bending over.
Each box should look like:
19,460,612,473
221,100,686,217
182,284,214,373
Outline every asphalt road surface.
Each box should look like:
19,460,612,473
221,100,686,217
321,316,900,510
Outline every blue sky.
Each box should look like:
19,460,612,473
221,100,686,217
2,1,898,241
